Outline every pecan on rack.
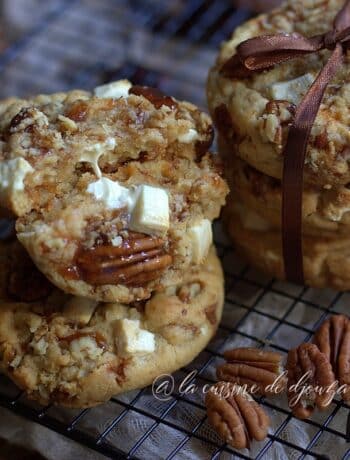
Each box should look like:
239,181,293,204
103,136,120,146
314,315,350,401
205,382,270,449
217,347,286,396
286,343,336,419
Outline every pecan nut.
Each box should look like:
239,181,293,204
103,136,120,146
77,232,172,286
205,382,270,450
217,348,286,396
314,314,350,401
286,343,336,419
129,85,178,110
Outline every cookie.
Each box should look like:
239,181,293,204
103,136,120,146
0,81,228,302
224,200,350,290
226,151,350,236
0,242,224,408
208,0,350,186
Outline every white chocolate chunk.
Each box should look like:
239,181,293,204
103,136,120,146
129,185,170,236
115,319,155,355
87,177,138,210
87,178,170,236
79,138,116,178
270,73,314,105
94,80,132,99
178,128,199,143
30,337,48,355
188,219,213,264
0,158,34,199
10,355,22,368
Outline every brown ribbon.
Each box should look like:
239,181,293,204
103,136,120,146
220,0,350,284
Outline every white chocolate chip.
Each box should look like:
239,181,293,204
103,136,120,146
115,319,155,355
271,73,314,105
78,138,116,178
10,355,22,368
187,219,213,264
87,179,170,237
94,80,132,99
0,158,34,198
178,128,199,143
129,185,170,236
111,236,123,247
30,337,48,355
87,177,138,210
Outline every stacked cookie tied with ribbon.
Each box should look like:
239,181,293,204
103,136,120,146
0,81,228,407
208,0,350,289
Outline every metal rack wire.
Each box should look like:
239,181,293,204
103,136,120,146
0,1,349,458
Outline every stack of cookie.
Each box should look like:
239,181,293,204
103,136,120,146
208,0,350,290
0,80,228,408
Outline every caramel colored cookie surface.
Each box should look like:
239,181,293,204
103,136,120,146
0,242,224,408
224,200,350,290
208,0,350,186
0,81,228,302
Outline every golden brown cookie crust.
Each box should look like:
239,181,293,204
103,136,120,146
224,202,350,290
208,0,350,186
0,243,224,408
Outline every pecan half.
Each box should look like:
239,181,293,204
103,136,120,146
205,382,270,450
129,85,178,110
76,232,172,286
286,343,336,419
217,348,286,396
314,315,350,401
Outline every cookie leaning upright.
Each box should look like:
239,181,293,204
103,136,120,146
0,80,228,302
207,0,350,187
0,241,224,408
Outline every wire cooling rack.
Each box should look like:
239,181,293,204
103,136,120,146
0,1,350,459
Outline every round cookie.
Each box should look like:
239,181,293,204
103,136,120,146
0,242,224,408
0,81,228,302
227,153,350,236
224,201,350,290
208,0,350,186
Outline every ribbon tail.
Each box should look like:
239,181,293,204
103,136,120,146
282,43,344,284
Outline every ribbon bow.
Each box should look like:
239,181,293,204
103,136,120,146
220,0,350,285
